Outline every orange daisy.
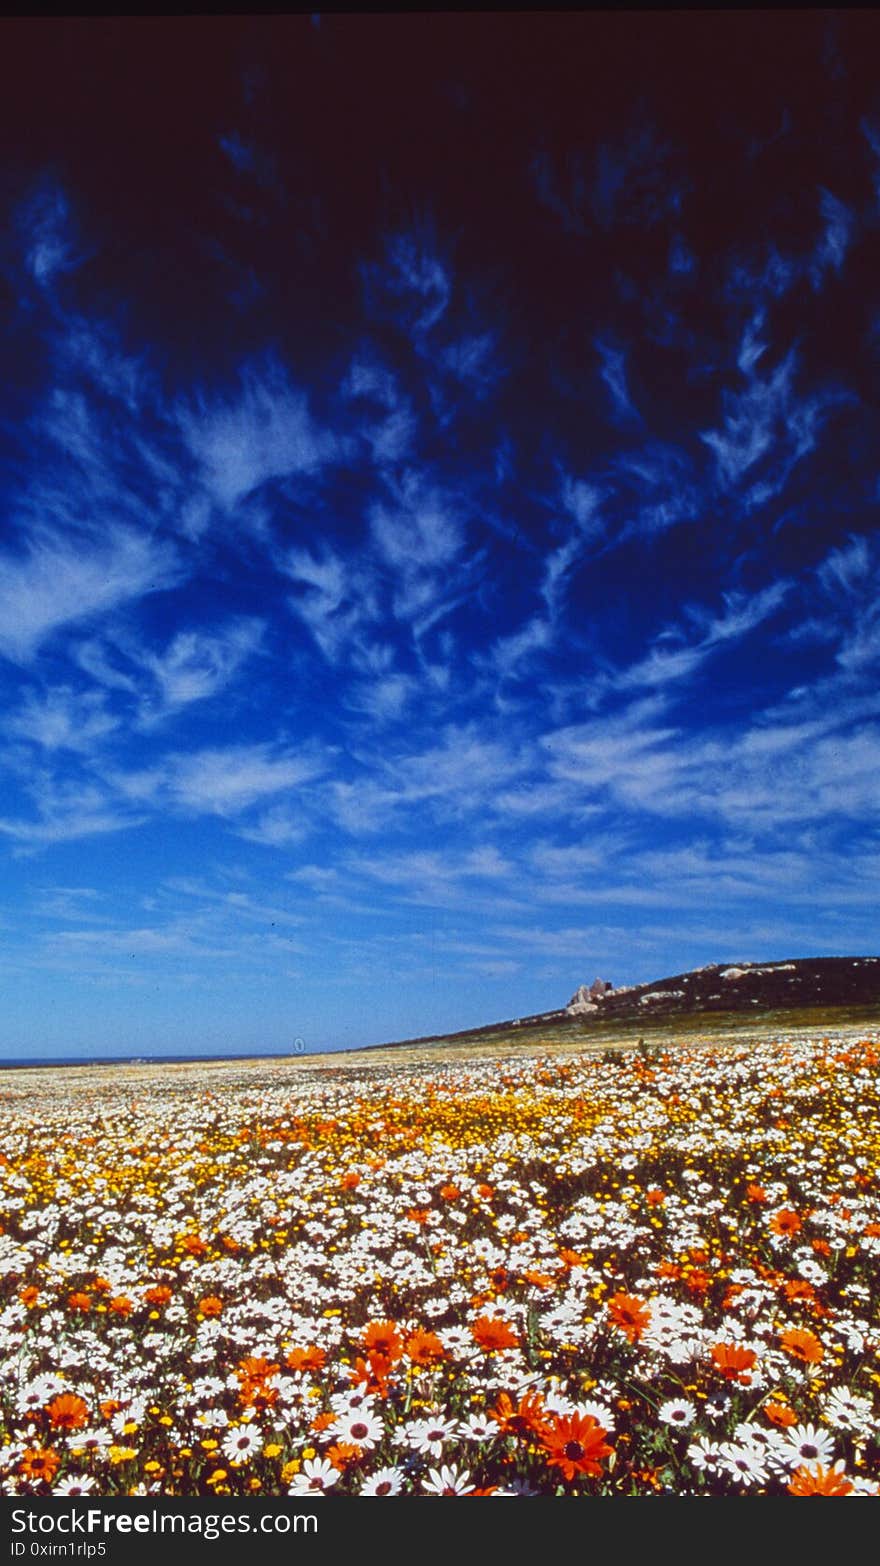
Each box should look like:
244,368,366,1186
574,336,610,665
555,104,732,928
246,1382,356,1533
788,1463,854,1496
607,1291,651,1343
180,1234,209,1256
770,1208,802,1237
710,1343,757,1384
143,1284,172,1307
779,1327,824,1364
405,1329,446,1367
540,1413,613,1480
45,1393,89,1431
362,1320,403,1363
470,1315,519,1351
18,1448,60,1485
490,1390,549,1439
349,1353,392,1395
325,1442,362,1470
285,1345,326,1374
765,1400,798,1429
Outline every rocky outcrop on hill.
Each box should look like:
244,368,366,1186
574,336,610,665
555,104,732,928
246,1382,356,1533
566,978,613,1013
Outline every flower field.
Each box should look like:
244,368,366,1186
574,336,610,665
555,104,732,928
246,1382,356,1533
1,1034,879,1497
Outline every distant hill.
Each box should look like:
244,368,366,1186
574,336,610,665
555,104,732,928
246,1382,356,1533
362,956,880,1055
564,955,880,1021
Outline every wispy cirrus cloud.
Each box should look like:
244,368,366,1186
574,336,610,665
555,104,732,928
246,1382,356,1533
725,188,857,307
818,532,873,597
36,621,266,734
134,619,266,723
596,338,640,425
0,525,182,664
798,534,880,676
281,542,380,663
323,725,521,837
611,443,701,540
115,742,326,819
350,844,513,897
31,886,110,924
178,359,346,511
538,691,880,833
342,353,417,463
487,616,553,683
17,181,85,288
0,777,144,850
370,479,464,574
370,474,470,624
700,347,846,499
810,188,854,287
363,230,502,411
536,474,606,622
235,806,312,848
7,686,119,751
367,231,451,336
609,581,792,692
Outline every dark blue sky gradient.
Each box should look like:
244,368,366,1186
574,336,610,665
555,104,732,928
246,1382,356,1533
1,14,880,1056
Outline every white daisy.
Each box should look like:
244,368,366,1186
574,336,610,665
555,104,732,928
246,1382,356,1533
456,1412,499,1442
731,1423,788,1467
779,1422,837,1472
574,1398,615,1430
287,1457,340,1495
330,1410,383,1450
658,1398,697,1430
687,1438,724,1475
68,1429,113,1455
329,1387,377,1417
821,1387,874,1438
360,1466,404,1496
221,1423,264,1464
400,1415,457,1458
53,1475,96,1495
422,1464,476,1496
718,1442,769,1487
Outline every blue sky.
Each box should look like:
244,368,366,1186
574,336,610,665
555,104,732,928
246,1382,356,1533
2,14,880,1057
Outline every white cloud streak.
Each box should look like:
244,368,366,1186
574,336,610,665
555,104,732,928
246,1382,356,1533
0,526,182,664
